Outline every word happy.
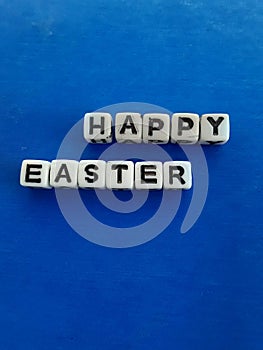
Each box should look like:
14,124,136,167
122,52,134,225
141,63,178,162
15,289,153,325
20,112,230,190
84,112,230,144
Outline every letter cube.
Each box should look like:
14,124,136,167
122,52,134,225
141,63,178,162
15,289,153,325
78,160,106,189
50,160,79,188
171,113,199,144
83,112,112,143
163,161,192,189
20,159,51,189
115,113,142,143
199,113,230,144
143,113,170,144
135,161,163,189
106,161,134,190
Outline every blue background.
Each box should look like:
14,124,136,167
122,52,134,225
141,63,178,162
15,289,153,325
1,0,263,349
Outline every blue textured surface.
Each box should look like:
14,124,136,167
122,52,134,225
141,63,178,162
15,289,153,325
1,1,263,349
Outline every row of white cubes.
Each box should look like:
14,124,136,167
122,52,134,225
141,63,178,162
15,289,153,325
84,113,230,144
20,159,192,190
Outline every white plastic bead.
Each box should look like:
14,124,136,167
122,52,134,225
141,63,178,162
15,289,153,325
106,161,134,190
199,113,230,144
20,159,51,189
50,160,79,188
163,161,192,189
143,114,170,144
135,161,163,189
83,112,112,143
115,112,142,143
78,160,106,189
171,113,199,144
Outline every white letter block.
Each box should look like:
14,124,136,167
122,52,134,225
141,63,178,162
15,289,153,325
106,161,134,190
171,113,199,144
163,161,192,190
50,160,79,188
78,160,106,189
83,112,112,143
135,161,163,190
143,113,170,144
115,112,142,143
20,160,51,189
199,113,230,144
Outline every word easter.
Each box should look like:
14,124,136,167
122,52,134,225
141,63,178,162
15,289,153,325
84,113,230,144
20,160,192,190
